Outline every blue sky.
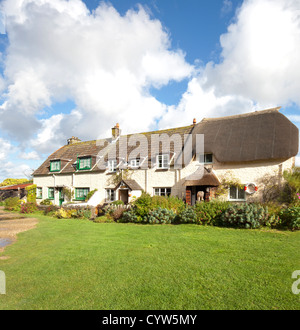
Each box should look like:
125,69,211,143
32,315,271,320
0,0,299,181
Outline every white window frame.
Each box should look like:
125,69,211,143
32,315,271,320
200,153,213,164
106,189,115,202
228,186,246,201
154,188,172,197
107,160,117,173
129,159,140,168
157,154,170,169
36,187,43,199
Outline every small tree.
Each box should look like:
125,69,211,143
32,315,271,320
25,184,37,203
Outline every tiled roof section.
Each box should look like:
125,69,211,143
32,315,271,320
192,107,299,163
33,125,193,175
118,180,143,191
184,168,220,187
0,183,32,190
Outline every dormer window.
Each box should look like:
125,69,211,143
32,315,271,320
157,154,169,169
130,159,140,168
200,153,213,165
78,157,91,170
108,160,117,173
50,160,61,172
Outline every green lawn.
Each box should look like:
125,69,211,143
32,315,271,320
0,213,299,310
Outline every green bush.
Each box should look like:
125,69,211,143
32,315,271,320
85,189,97,202
111,200,124,206
146,207,176,224
133,192,153,217
40,199,53,206
25,184,37,203
4,197,21,211
43,205,58,215
120,210,143,223
177,206,197,224
194,201,230,225
278,207,300,231
219,203,269,229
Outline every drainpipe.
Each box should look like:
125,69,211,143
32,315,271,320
53,174,56,204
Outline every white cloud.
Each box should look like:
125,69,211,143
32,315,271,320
0,138,12,161
19,151,40,160
0,0,192,150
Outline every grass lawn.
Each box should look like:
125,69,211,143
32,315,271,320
0,213,299,310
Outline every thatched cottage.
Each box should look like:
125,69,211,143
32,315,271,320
33,108,298,206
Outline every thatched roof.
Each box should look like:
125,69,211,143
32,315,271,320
33,108,298,176
192,107,298,163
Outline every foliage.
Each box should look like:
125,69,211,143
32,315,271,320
109,169,132,186
20,202,38,214
194,201,230,225
43,205,59,216
146,207,176,224
281,167,300,204
278,206,300,231
4,197,21,211
62,187,74,202
111,207,127,221
25,184,37,203
40,199,53,205
54,207,92,219
219,203,269,229
215,171,243,199
85,189,97,202
177,206,197,224
120,210,143,223
0,178,31,187
111,200,124,206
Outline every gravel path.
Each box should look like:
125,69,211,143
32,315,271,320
0,206,38,254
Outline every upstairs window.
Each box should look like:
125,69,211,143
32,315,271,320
75,188,90,201
50,160,61,172
78,157,92,170
130,159,140,168
108,160,117,173
229,186,246,201
157,154,169,169
200,154,213,164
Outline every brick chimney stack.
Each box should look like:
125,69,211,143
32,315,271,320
67,136,81,145
112,123,120,139
193,118,197,126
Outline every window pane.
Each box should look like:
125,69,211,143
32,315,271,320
163,155,169,168
205,154,213,163
238,187,245,200
229,186,237,200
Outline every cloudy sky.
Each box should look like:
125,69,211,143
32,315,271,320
0,0,299,181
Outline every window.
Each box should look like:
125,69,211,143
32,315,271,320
78,157,91,170
154,188,171,197
50,160,61,172
48,187,55,200
36,187,42,199
106,189,115,202
157,154,169,169
75,188,90,201
229,186,246,201
130,159,140,168
108,160,117,173
200,154,213,164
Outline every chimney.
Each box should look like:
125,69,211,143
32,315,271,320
112,123,120,139
193,118,197,126
67,136,81,145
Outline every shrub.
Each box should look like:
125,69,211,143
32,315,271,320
4,197,21,211
25,184,37,203
43,205,58,215
146,207,176,224
111,200,124,206
133,192,153,217
194,201,230,225
111,207,126,221
177,206,197,224
219,203,269,229
40,199,53,206
20,202,37,214
120,210,143,223
278,207,300,231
